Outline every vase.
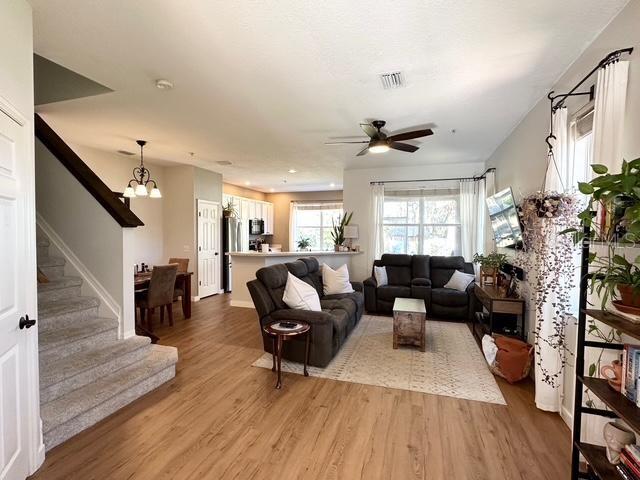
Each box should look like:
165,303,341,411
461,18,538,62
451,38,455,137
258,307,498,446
600,360,623,392
603,422,636,464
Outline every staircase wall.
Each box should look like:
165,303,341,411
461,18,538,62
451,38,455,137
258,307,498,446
35,138,136,338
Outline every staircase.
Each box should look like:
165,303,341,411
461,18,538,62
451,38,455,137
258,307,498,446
37,232,178,451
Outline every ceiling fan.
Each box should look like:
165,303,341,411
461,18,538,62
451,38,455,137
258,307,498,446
325,120,433,156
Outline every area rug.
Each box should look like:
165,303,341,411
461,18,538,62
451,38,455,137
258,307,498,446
252,315,506,405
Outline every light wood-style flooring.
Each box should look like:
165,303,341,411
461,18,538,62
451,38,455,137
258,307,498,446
29,294,570,480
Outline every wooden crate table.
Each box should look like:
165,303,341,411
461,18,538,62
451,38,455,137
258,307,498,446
392,298,427,351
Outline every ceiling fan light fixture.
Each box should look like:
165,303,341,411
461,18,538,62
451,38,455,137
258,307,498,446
368,140,390,154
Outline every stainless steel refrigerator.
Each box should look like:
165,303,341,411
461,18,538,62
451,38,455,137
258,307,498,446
222,216,242,292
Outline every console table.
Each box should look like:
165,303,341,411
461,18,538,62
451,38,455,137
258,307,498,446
472,283,526,341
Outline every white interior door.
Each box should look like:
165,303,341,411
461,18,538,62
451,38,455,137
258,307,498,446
197,200,221,298
0,102,41,478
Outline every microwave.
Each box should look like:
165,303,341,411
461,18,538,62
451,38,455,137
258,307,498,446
249,219,264,235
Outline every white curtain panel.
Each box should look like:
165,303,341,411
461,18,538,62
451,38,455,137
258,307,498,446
459,179,485,262
544,107,569,192
368,184,385,269
592,60,629,173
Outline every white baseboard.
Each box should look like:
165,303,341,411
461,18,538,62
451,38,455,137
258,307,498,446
37,214,121,329
560,404,573,429
230,300,255,309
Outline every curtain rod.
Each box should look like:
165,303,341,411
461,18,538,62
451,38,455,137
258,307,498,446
550,47,634,112
370,167,495,186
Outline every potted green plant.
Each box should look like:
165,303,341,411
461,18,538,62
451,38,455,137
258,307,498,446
297,237,311,251
590,251,640,312
222,200,237,218
330,212,353,251
473,252,508,285
576,158,640,242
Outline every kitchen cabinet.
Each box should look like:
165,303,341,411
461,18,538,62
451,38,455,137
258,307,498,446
264,203,274,235
221,193,275,249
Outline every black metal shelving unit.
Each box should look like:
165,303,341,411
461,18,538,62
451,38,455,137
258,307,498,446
571,226,640,479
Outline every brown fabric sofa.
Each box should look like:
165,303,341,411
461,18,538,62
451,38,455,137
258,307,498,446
247,257,364,367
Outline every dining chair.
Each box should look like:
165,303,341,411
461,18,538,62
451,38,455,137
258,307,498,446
135,264,178,331
169,257,189,308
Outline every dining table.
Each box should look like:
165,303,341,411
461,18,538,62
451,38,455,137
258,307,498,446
134,271,194,318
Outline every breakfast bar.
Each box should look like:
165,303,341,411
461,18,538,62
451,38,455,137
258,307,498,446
228,251,363,308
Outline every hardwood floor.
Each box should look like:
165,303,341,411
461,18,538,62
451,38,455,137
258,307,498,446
29,294,571,480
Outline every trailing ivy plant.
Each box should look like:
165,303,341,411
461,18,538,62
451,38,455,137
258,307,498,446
515,191,581,387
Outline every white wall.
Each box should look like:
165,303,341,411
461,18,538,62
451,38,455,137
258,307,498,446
485,0,640,431
0,0,34,120
70,144,166,267
343,162,486,280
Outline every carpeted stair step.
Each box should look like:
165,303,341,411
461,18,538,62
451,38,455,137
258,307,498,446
36,233,50,259
37,276,83,303
42,345,178,450
39,317,119,363
38,256,66,279
40,335,152,403
38,297,100,332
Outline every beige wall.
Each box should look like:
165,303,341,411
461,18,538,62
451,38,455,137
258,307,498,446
265,190,343,251
162,165,196,291
223,183,266,201
70,144,166,267
485,0,640,428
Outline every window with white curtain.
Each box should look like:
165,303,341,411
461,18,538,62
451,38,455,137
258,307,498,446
382,189,461,256
290,201,343,251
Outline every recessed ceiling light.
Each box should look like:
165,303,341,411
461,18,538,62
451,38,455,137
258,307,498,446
288,169,297,174
269,188,275,193
330,183,335,187
155,79,174,90
244,181,251,186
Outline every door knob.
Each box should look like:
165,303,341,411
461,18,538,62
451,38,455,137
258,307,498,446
19,314,36,329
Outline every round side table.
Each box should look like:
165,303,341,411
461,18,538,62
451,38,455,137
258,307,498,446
263,321,311,389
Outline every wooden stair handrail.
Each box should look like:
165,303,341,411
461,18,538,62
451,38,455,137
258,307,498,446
35,114,144,228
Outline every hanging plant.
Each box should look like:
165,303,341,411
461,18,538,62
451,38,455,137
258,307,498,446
515,190,581,387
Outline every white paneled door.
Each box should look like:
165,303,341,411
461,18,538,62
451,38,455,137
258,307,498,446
197,200,221,299
0,102,41,478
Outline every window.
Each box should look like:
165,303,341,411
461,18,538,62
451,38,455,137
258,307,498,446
291,202,343,251
382,190,461,256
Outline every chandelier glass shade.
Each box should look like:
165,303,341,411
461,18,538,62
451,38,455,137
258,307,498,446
123,140,161,199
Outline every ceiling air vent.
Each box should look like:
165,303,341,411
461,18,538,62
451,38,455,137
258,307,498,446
117,150,135,156
379,71,405,90
216,160,232,166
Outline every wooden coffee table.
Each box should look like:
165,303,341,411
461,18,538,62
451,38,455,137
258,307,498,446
392,298,426,351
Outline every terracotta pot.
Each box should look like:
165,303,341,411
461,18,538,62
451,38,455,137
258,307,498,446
617,284,640,308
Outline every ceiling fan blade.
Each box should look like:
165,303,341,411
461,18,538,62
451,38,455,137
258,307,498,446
360,123,378,138
389,142,419,153
356,146,369,156
324,141,369,145
387,129,433,142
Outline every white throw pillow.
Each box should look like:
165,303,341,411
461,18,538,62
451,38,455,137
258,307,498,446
374,266,388,286
443,270,476,292
282,272,321,311
322,263,355,295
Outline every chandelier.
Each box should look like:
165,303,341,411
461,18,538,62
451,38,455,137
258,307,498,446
123,140,161,198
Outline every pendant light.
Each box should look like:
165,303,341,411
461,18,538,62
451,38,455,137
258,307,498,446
123,140,161,199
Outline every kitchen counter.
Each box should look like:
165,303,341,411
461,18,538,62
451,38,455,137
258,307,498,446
228,251,363,308
228,251,362,257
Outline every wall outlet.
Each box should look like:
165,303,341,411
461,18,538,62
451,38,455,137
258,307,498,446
183,245,191,252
